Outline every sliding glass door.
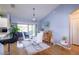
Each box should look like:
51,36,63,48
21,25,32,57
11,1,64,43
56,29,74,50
17,24,36,38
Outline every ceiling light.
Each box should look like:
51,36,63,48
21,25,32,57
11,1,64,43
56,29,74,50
32,17,36,21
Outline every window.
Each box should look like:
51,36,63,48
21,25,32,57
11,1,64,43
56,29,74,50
18,24,28,32
17,24,36,38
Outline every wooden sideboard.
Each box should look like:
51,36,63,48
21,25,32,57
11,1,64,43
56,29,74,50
43,31,52,43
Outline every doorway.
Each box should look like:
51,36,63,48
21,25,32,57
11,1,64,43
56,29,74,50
70,9,79,45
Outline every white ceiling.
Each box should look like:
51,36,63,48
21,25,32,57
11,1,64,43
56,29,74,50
0,4,59,22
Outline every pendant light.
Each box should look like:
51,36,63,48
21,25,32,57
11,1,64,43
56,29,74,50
32,8,36,21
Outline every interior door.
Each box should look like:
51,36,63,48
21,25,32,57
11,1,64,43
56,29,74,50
77,22,79,45
70,9,79,45
71,19,79,45
72,20,78,45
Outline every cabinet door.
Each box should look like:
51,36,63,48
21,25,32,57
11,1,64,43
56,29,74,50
0,18,9,27
43,31,52,43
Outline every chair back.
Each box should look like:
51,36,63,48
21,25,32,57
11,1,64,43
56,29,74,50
33,31,43,43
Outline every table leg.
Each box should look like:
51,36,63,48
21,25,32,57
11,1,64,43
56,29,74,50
8,43,10,55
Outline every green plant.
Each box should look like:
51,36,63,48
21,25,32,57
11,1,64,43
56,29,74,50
10,25,20,37
0,13,4,17
62,36,67,40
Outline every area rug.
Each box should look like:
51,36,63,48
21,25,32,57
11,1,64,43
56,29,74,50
23,42,50,55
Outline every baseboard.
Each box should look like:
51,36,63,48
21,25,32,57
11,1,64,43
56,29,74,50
72,44,79,46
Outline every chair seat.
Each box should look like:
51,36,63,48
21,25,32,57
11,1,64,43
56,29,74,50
22,40,33,47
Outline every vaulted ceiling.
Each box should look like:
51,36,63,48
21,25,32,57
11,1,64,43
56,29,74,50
0,4,59,22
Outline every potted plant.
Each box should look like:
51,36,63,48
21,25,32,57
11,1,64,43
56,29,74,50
8,25,20,54
10,25,20,38
62,36,67,43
